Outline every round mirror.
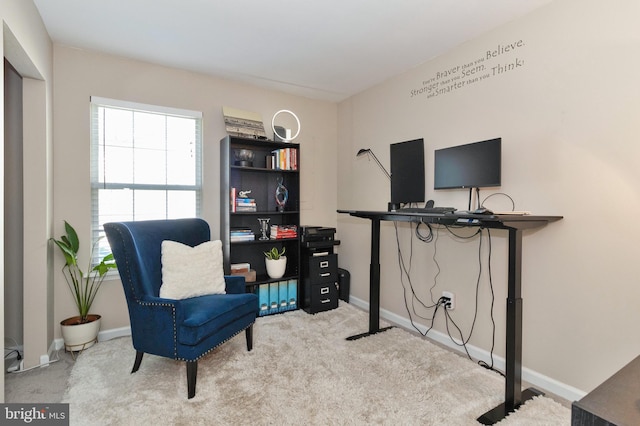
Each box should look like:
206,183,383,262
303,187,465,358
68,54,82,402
271,110,300,142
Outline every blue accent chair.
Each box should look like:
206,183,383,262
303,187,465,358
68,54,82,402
103,218,258,399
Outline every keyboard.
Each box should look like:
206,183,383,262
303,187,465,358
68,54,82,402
398,207,457,214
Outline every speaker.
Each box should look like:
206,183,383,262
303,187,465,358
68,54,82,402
337,268,350,303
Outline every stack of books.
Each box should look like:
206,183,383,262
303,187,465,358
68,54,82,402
230,262,256,282
230,188,257,212
270,225,298,239
235,197,257,212
230,228,255,242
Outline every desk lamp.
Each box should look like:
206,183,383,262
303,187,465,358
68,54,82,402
356,149,391,180
357,148,400,211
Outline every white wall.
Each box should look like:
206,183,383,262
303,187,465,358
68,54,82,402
52,45,338,336
337,0,640,398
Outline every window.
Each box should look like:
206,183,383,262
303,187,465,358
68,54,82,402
90,97,202,261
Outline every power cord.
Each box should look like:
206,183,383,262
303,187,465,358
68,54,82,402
5,337,23,372
9,350,61,374
437,228,484,357
476,228,502,376
439,228,505,378
394,222,441,331
396,221,505,378
4,349,22,360
480,192,516,211
415,220,434,243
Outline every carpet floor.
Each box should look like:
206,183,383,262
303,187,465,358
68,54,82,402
63,302,570,425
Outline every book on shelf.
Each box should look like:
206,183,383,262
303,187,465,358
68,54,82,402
269,283,279,314
287,279,298,310
235,197,255,204
235,197,257,212
258,283,270,316
270,147,297,171
230,228,255,242
270,224,298,239
231,187,236,212
230,262,251,273
230,235,255,242
230,228,253,235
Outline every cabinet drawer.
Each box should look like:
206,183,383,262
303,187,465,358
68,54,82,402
308,282,338,313
308,254,337,283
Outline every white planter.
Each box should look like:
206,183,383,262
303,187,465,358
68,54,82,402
60,314,101,353
266,257,287,279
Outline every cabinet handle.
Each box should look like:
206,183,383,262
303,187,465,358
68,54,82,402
320,261,329,268
320,272,331,277
320,287,329,294
321,298,331,304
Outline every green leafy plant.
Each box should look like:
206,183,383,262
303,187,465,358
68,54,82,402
264,246,286,260
51,221,117,323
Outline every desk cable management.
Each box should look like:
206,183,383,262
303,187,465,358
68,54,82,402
394,221,504,378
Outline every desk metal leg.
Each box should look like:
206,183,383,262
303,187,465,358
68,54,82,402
347,218,393,340
477,228,543,424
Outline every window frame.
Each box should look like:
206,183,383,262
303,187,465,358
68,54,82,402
89,96,203,262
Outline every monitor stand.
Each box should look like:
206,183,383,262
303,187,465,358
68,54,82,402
387,202,401,212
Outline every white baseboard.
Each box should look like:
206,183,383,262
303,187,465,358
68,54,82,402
348,296,586,403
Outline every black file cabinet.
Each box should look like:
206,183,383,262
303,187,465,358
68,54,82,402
303,253,339,314
300,226,340,314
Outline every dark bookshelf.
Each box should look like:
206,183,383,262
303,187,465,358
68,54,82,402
220,135,301,314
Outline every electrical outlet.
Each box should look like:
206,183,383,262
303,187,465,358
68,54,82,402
442,291,455,310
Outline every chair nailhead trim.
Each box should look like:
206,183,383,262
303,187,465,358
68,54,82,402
175,323,254,362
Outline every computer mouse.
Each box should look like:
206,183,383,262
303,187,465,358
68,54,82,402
473,207,494,215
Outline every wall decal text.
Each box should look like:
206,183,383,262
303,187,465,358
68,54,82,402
410,39,526,100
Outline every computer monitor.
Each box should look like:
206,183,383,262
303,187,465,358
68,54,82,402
433,138,501,190
390,138,425,205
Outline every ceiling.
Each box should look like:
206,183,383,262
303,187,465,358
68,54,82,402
33,0,553,102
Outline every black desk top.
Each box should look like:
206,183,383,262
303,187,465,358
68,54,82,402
337,209,563,230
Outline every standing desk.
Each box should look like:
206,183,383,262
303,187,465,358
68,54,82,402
337,209,562,424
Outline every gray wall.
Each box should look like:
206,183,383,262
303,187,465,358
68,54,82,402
4,58,23,352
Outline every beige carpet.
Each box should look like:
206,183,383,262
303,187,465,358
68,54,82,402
63,302,570,425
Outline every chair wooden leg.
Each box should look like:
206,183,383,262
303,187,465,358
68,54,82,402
186,361,197,399
131,351,144,373
245,324,253,351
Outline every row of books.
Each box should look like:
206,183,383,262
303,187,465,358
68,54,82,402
230,228,255,242
268,148,298,171
270,224,297,239
256,279,297,316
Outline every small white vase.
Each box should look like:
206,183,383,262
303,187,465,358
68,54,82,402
266,257,287,279
60,314,101,352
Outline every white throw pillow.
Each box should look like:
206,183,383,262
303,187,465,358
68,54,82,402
160,240,227,299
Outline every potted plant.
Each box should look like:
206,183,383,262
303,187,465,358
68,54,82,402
264,246,286,279
52,221,117,352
